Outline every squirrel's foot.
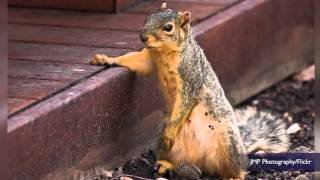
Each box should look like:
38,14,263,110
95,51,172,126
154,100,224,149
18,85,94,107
90,54,115,65
223,171,246,180
156,160,174,175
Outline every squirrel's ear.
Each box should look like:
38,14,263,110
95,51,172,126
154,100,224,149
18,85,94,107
159,3,167,11
180,11,191,26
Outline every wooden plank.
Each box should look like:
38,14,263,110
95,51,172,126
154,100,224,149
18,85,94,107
8,59,104,114
116,0,144,12
8,68,164,179
9,0,144,12
8,24,143,50
8,0,115,12
9,60,102,82
9,78,67,99
126,1,224,24
8,98,36,115
9,42,130,64
8,8,146,32
165,0,241,6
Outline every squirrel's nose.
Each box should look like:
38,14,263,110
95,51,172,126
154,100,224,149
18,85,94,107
140,33,149,42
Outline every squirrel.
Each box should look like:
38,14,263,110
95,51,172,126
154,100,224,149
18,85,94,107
90,3,290,179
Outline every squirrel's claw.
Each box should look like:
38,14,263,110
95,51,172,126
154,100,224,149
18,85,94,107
89,54,104,65
162,135,175,150
156,160,174,175
90,54,115,65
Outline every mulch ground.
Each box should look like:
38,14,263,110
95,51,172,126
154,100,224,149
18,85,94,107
94,65,315,180
242,65,315,180
241,69,314,151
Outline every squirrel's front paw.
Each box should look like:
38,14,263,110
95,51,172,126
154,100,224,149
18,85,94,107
89,54,115,65
162,127,177,149
163,135,175,150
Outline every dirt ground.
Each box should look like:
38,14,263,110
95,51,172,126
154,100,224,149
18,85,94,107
91,65,315,180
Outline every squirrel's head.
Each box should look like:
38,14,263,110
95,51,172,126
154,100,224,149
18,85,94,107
140,3,192,51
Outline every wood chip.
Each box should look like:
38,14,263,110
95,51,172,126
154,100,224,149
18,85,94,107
120,177,133,180
293,65,314,82
286,123,301,134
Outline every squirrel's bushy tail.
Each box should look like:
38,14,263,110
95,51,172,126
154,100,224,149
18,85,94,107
235,107,290,153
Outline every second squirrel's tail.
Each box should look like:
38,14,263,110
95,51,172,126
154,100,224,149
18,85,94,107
235,107,290,153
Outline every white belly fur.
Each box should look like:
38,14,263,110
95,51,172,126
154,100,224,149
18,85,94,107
167,102,234,175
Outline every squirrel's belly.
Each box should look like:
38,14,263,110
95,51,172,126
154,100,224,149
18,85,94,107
168,102,233,174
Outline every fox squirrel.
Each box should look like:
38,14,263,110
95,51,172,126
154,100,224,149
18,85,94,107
90,3,289,179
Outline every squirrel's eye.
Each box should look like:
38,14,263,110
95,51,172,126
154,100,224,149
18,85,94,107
164,24,173,32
